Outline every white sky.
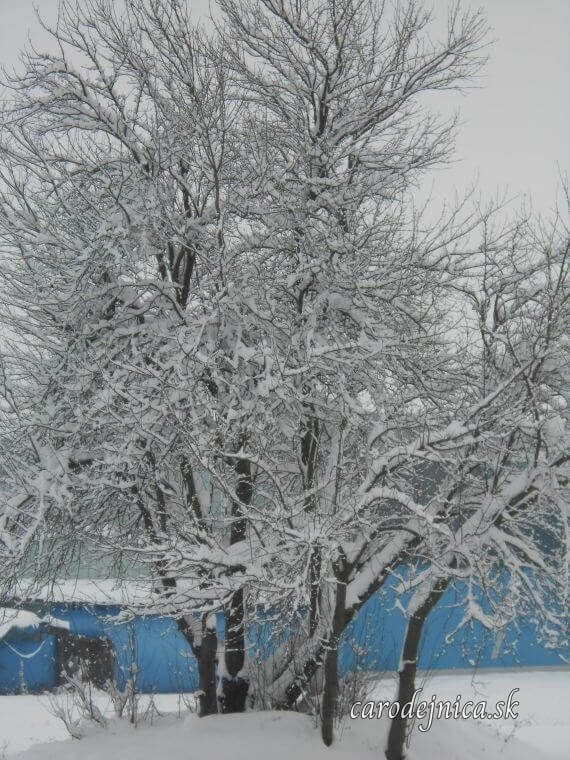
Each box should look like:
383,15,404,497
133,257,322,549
0,0,568,214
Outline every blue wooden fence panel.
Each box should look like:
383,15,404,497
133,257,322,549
0,631,58,694
338,581,567,675
1,576,567,695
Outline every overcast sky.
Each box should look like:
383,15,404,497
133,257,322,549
0,0,568,214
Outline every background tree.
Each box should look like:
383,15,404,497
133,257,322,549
0,0,251,716
385,210,569,760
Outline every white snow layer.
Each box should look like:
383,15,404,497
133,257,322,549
0,670,567,760
0,609,69,640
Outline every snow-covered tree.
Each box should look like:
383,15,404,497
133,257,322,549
384,210,569,760
0,0,249,715
0,0,566,751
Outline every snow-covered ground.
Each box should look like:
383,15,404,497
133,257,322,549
0,670,567,760
366,669,569,759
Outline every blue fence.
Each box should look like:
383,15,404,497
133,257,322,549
0,604,198,694
0,630,58,693
1,578,567,695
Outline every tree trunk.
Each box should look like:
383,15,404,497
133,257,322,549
197,621,219,717
385,578,449,760
178,615,218,717
309,546,322,637
321,567,347,747
135,486,219,718
219,452,251,713
219,588,249,713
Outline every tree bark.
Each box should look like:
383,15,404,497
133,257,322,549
219,452,251,713
220,588,249,713
309,546,322,637
135,482,219,717
197,621,219,717
177,614,218,716
321,565,347,747
385,578,449,760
